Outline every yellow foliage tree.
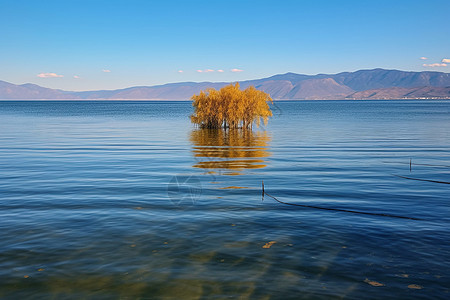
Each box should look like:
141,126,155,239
191,83,273,129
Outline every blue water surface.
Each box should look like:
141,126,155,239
0,100,449,299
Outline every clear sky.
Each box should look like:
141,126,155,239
1,0,449,91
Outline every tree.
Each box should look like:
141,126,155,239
190,83,273,129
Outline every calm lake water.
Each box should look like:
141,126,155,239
0,100,449,299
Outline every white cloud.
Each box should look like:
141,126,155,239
205,69,214,72
231,68,244,72
217,69,224,73
37,72,64,78
178,70,184,73
420,57,428,60
442,58,450,63
197,69,215,73
74,75,80,79
102,69,111,73
196,70,203,73
423,63,447,67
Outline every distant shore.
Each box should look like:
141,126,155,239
1,98,450,101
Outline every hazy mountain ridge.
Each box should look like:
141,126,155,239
346,86,450,100
1,69,450,100
0,80,75,100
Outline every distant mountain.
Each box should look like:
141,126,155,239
75,82,229,100
1,69,450,100
0,80,75,100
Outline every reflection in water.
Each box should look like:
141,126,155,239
190,128,271,175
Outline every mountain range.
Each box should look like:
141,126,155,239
1,68,450,100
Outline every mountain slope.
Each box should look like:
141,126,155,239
286,78,354,100
346,86,450,99
331,68,450,91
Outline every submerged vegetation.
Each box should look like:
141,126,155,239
190,83,273,129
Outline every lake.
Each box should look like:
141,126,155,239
0,100,449,299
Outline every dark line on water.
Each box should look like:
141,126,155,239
262,182,422,220
392,174,450,185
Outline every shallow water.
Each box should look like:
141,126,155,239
0,100,449,299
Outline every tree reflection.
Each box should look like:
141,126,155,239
190,128,271,175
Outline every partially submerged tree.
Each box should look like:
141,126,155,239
191,83,273,129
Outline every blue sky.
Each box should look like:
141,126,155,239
1,0,449,91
